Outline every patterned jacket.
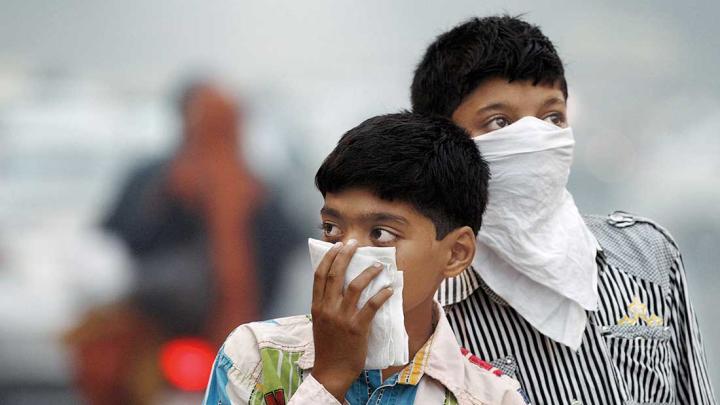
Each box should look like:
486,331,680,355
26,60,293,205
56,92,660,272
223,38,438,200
204,302,529,405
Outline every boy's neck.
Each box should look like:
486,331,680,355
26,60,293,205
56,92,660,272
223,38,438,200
381,297,437,381
405,297,438,355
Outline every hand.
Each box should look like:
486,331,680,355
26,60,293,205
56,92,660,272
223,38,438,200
310,240,394,402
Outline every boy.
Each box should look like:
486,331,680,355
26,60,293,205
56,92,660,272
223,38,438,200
203,113,529,404
411,15,716,404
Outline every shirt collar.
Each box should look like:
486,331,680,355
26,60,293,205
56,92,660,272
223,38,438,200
421,301,470,397
424,301,524,403
435,266,483,306
297,301,509,402
396,301,470,394
395,327,434,385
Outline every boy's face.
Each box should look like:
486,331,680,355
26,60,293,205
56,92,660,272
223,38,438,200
451,77,568,136
320,188,452,313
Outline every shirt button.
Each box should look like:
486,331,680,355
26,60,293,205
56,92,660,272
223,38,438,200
505,358,514,365
608,213,624,222
608,212,635,228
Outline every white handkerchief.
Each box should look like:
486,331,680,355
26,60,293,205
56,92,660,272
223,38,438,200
472,117,599,350
308,238,408,369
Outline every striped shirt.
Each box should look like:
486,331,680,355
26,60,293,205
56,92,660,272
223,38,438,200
437,212,717,405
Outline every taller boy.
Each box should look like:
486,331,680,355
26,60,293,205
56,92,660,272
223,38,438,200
412,16,716,404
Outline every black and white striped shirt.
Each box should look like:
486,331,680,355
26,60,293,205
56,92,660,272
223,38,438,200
437,212,716,405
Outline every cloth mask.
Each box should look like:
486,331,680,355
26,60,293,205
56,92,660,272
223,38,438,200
308,238,408,369
472,116,599,350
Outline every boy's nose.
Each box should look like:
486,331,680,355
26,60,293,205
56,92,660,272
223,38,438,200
340,235,371,248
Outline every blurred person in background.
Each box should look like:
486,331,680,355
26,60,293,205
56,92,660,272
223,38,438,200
65,80,302,405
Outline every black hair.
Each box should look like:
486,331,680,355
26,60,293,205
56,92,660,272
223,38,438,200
315,112,489,239
411,15,567,117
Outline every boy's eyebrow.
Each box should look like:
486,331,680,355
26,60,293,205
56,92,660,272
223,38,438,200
320,207,341,218
541,96,566,109
362,212,409,225
474,96,565,116
474,102,509,115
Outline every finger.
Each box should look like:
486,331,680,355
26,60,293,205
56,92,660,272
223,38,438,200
312,242,344,305
354,287,394,326
341,262,384,314
324,239,358,304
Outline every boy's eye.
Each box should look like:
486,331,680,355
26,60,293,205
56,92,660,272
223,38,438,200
543,112,566,128
322,223,341,238
487,116,511,131
370,228,397,244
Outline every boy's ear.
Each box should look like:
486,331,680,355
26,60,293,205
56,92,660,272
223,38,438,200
441,226,476,278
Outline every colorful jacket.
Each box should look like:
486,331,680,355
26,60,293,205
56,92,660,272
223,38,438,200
204,302,529,405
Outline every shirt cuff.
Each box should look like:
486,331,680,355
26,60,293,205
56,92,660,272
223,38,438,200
289,373,344,405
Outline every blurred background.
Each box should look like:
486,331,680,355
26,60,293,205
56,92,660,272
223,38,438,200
0,0,718,403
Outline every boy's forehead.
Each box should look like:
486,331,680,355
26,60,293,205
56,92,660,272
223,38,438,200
454,77,566,115
321,189,423,224
323,189,405,214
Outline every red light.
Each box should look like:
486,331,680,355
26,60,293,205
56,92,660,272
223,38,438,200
159,338,216,391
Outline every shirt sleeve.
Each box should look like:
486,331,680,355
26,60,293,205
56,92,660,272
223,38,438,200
203,326,263,405
288,374,343,405
203,349,235,405
667,252,717,404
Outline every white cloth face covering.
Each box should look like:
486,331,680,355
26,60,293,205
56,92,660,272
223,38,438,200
471,116,599,350
308,238,409,369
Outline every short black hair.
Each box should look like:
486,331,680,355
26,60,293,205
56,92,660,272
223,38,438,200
411,15,567,117
315,112,489,239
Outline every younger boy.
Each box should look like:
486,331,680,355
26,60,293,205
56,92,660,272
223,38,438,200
203,113,529,404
